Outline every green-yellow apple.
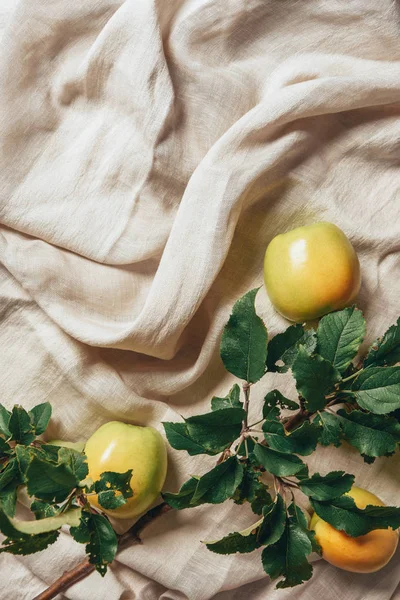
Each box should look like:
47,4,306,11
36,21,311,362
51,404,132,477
85,421,167,519
310,486,398,573
264,222,361,322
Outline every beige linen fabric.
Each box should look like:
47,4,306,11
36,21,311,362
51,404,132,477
1,0,400,598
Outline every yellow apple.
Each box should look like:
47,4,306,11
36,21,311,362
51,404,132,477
310,486,399,573
264,222,361,322
85,421,167,519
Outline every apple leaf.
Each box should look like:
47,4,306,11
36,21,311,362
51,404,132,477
266,325,316,373
185,408,246,455
316,307,366,374
263,390,299,417
0,438,11,456
190,457,243,505
336,409,400,460
162,477,202,510
70,511,92,543
250,483,273,516
313,412,342,447
84,513,118,576
205,494,286,555
8,406,35,445
8,508,81,535
0,530,59,555
349,367,400,414
0,458,21,492
0,404,11,438
0,482,18,518
57,447,89,482
232,465,272,513
211,384,242,411
25,455,79,503
253,444,308,477
162,422,209,456
28,402,52,436
204,517,263,554
93,470,133,510
257,494,286,546
364,317,400,367
292,346,341,411
262,419,320,456
220,288,268,383
261,504,314,589
298,471,354,500
30,500,59,519
0,507,80,556
310,495,400,536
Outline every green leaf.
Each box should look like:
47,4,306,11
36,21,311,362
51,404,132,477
205,518,263,554
220,288,268,383
8,508,81,535
8,406,35,445
0,530,59,555
211,384,242,411
298,471,354,500
262,504,314,588
185,408,246,455
251,483,273,516
28,402,52,436
336,409,400,459
70,511,92,543
365,317,400,367
313,412,341,447
85,513,118,576
163,422,208,456
350,367,400,414
94,470,133,510
191,457,244,505
267,325,316,373
263,390,299,418
316,307,366,374
0,404,11,438
0,482,18,518
257,494,286,546
0,438,11,456
58,447,89,482
310,495,400,536
262,419,320,456
0,458,21,492
292,346,341,411
291,503,321,553
25,455,79,503
232,465,272,512
30,500,59,519
162,477,201,510
253,444,308,477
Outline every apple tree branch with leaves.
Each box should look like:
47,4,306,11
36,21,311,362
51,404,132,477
0,288,400,597
162,288,400,588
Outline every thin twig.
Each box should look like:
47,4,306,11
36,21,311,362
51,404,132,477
31,503,172,600
242,382,251,430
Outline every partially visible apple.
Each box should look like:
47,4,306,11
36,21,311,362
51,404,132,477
85,421,167,519
264,222,361,322
310,486,399,573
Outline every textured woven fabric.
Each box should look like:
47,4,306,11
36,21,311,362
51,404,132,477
0,1,400,598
